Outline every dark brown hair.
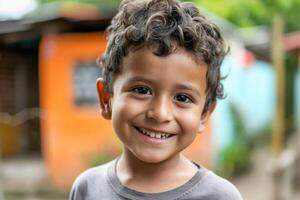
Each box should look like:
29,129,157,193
99,0,228,114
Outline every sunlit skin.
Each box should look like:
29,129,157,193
97,47,215,193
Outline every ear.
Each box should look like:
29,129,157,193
96,78,111,120
197,103,216,133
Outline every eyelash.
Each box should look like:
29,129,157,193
131,86,152,95
174,94,193,104
130,86,194,104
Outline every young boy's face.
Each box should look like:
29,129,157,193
97,47,214,164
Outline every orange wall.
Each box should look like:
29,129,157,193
39,32,212,191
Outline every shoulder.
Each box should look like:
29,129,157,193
197,168,243,200
69,161,113,200
73,162,110,186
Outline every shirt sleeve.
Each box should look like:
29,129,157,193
202,171,244,200
69,175,88,200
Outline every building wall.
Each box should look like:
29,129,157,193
0,47,40,155
0,50,16,114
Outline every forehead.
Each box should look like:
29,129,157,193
123,46,206,69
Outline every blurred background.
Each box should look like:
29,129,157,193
0,0,299,199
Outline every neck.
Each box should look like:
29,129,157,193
116,148,198,193
119,149,182,177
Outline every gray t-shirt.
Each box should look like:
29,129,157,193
70,159,243,200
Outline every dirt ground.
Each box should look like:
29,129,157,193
0,154,67,200
231,147,300,200
231,148,274,200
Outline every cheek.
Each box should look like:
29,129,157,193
111,97,148,142
111,97,146,125
176,108,202,133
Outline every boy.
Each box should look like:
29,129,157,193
70,0,243,199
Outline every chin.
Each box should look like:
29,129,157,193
132,150,174,164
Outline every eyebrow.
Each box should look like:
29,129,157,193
126,76,156,85
176,84,202,97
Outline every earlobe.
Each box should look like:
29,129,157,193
96,78,111,120
197,103,216,133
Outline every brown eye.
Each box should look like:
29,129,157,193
131,86,152,95
174,94,193,103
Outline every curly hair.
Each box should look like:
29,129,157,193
99,0,228,114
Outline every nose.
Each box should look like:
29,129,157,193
146,96,173,123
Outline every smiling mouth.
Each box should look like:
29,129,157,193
134,126,175,140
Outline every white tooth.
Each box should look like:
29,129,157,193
139,127,171,139
142,129,149,136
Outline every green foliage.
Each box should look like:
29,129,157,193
88,150,118,167
37,0,121,9
285,53,299,135
216,103,251,177
37,0,300,32
218,139,251,177
248,122,272,148
216,102,275,177
196,0,300,32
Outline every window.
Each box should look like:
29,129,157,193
73,61,102,106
